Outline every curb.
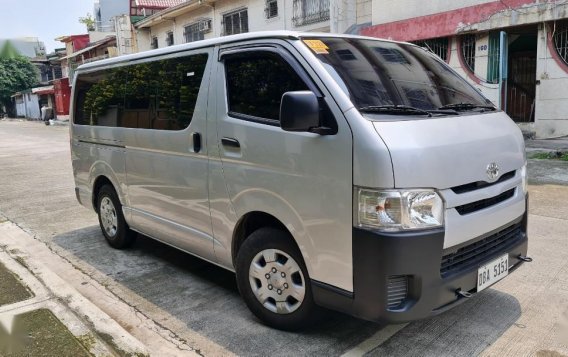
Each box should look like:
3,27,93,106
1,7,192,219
0,221,199,356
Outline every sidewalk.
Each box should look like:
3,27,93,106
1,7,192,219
0,219,195,357
0,117,68,126
525,136,568,152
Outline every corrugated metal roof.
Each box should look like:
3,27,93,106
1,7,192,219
59,36,115,60
32,85,54,95
135,0,186,9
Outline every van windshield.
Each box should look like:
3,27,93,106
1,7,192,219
301,37,494,116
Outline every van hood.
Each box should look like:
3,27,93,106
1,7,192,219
371,112,525,189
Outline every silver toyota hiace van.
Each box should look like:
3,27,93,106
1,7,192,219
70,31,531,330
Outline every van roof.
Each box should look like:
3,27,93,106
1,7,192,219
75,30,404,72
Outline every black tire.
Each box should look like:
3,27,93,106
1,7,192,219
96,184,136,249
236,227,321,330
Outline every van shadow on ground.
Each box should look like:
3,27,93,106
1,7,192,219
52,226,521,356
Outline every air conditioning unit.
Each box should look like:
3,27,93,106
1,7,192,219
198,19,212,33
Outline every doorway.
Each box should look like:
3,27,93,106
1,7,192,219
505,27,538,123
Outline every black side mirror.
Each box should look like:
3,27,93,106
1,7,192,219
280,91,332,134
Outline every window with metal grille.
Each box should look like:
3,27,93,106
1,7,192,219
265,0,278,18
223,9,249,36
461,34,476,73
412,37,449,62
151,36,158,49
53,66,62,79
184,23,204,43
166,32,174,46
292,0,330,27
487,32,501,84
554,21,568,66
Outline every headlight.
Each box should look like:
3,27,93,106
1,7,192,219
520,162,528,195
357,188,444,231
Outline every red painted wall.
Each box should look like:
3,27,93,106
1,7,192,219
361,0,537,41
53,78,71,116
67,35,90,52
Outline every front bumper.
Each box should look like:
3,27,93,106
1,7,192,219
312,200,529,323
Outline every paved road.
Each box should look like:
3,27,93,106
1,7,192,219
0,120,567,356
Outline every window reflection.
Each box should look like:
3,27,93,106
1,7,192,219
304,38,490,112
225,53,308,121
74,54,208,130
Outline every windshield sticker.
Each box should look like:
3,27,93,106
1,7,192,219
303,39,329,54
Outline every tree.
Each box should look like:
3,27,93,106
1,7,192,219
79,13,96,32
0,42,38,114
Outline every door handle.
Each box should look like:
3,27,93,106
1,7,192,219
221,137,240,148
193,132,201,153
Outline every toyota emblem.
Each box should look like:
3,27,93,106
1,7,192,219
486,162,500,181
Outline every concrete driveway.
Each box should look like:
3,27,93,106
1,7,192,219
0,120,566,356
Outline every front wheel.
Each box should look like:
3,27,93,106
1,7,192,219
236,228,321,330
96,185,136,249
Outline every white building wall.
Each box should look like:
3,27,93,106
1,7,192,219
114,15,136,56
372,0,494,25
535,25,568,138
446,36,500,105
357,0,372,24
136,0,375,52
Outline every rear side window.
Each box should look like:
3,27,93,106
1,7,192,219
224,53,308,121
74,53,208,130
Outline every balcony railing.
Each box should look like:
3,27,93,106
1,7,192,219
82,54,110,64
292,0,330,27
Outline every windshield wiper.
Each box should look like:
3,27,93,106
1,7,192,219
358,105,458,117
358,105,431,116
439,103,496,112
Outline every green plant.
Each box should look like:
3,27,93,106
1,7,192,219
0,52,38,112
79,13,96,32
530,151,568,161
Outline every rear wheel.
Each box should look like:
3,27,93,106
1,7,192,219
236,228,321,330
96,185,136,249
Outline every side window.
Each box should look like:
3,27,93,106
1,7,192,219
225,52,308,121
74,53,208,130
74,67,127,127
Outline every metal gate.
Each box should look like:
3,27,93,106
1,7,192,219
506,53,536,122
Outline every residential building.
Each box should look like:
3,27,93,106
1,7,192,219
100,0,188,56
0,37,45,58
133,0,372,52
57,35,117,83
30,49,65,85
361,0,568,138
130,0,187,21
94,0,131,32
50,34,117,118
12,90,41,120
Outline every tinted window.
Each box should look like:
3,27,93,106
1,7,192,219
225,53,308,121
74,53,208,130
302,37,492,113
74,68,127,127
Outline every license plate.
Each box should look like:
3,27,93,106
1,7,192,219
477,254,509,292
